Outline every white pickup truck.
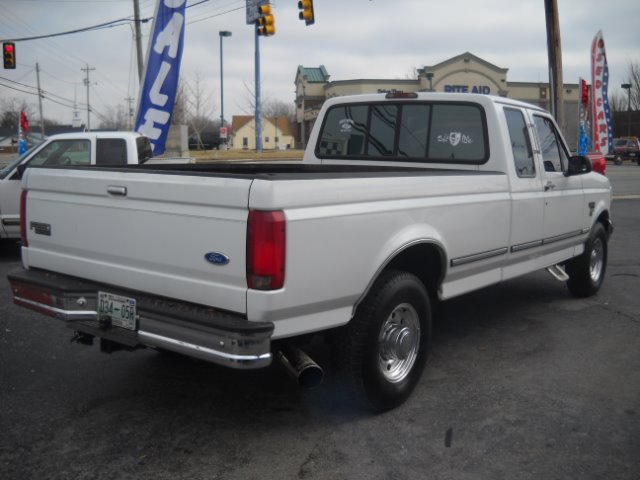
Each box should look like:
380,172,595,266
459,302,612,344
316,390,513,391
0,131,153,240
8,93,613,411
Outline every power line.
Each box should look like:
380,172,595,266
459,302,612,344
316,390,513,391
0,17,151,43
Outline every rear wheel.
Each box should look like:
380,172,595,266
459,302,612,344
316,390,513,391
565,223,608,297
336,270,431,411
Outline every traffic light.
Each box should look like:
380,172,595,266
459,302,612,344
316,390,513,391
3,42,16,69
257,2,275,36
298,0,314,25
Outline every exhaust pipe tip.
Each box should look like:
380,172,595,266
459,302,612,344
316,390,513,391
278,346,323,389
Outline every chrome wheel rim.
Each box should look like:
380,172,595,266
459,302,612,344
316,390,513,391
378,303,421,383
589,237,604,283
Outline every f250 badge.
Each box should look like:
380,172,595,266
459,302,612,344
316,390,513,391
204,252,230,266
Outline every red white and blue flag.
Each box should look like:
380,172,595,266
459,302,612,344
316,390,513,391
590,30,613,154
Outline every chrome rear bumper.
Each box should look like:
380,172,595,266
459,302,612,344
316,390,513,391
8,268,274,369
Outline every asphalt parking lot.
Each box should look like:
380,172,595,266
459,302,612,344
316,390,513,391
0,168,639,480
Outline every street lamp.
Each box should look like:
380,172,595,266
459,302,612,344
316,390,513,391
219,30,232,147
621,83,632,137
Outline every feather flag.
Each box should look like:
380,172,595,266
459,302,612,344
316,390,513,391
135,0,186,155
590,30,613,154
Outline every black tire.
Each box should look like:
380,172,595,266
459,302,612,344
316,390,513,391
565,223,608,297
614,155,623,165
336,270,431,412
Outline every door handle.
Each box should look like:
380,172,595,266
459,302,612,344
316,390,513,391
107,185,127,196
544,181,556,191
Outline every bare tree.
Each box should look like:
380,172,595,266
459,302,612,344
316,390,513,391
0,97,35,129
609,91,627,113
181,72,217,149
626,59,640,110
98,105,129,130
262,98,295,123
238,81,294,122
612,59,640,112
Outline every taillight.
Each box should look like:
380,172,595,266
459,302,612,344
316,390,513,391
20,189,28,247
594,157,606,175
10,280,55,317
247,210,286,290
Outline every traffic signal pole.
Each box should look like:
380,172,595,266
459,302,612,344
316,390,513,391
255,25,263,153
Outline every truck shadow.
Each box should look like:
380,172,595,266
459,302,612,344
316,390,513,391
77,271,573,421
0,239,21,261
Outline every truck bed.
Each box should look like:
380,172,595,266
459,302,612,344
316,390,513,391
41,161,499,179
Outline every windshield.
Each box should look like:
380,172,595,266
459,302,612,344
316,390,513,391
613,139,627,147
0,142,43,179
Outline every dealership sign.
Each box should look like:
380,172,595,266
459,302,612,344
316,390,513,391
135,0,186,155
590,30,613,154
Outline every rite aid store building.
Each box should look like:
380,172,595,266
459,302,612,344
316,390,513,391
295,52,580,148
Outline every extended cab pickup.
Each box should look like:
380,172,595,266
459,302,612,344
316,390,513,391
609,137,640,165
8,93,613,411
0,131,152,240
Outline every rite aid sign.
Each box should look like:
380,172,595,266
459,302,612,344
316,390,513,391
444,85,491,94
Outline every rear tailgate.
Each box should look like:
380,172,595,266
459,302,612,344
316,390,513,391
21,167,252,314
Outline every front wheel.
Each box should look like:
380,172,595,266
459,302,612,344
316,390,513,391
565,223,608,297
614,155,623,165
336,270,431,411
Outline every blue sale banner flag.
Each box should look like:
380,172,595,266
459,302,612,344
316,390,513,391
135,0,186,155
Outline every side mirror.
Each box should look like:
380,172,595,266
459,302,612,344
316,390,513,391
16,163,28,180
565,155,591,176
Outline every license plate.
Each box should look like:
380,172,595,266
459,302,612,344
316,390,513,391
98,291,137,330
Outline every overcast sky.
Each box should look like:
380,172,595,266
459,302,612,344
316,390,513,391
1,0,638,128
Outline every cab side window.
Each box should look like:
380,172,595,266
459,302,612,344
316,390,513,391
28,139,90,166
97,139,128,166
533,115,569,172
504,108,535,177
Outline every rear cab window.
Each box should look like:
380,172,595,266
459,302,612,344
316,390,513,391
316,100,488,164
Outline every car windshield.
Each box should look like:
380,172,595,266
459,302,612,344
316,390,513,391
0,142,44,179
613,139,627,147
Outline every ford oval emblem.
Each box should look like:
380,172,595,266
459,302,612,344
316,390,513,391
204,252,230,266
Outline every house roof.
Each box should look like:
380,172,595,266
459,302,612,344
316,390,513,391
231,115,254,132
420,52,508,75
295,65,330,84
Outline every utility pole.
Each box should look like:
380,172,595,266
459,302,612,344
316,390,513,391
544,0,564,130
82,64,95,131
133,0,144,82
125,96,135,129
35,63,45,136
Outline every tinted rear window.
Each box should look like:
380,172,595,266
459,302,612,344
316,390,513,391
316,101,488,164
